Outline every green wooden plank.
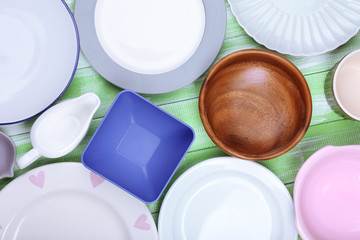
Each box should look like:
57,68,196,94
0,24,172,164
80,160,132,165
0,64,350,137
146,119,360,215
286,183,294,198
2,3,360,137
3,97,360,192
152,212,159,228
1,1,359,238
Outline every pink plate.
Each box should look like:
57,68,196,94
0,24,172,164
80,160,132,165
294,145,360,240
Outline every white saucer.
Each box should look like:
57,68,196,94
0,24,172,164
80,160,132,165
0,163,158,240
95,0,205,75
0,0,79,124
158,157,297,240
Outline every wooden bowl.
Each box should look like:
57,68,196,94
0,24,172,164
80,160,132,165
199,49,312,161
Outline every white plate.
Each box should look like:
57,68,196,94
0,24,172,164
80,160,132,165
95,0,205,75
75,0,226,94
158,157,297,240
228,0,360,56
0,0,79,124
0,163,158,240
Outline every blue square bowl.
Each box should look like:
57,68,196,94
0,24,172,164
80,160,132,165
82,90,195,203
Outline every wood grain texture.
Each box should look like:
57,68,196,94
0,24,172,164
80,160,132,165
199,50,312,160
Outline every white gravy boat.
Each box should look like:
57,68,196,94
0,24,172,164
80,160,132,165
17,93,100,169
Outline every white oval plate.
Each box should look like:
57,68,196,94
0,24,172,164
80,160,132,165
0,0,79,124
0,163,158,240
228,0,360,56
158,157,297,240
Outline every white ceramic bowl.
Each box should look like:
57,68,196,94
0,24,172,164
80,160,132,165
333,49,360,121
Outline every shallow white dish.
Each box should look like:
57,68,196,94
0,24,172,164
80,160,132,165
228,0,360,56
95,0,205,75
158,157,297,240
0,0,79,124
0,163,158,240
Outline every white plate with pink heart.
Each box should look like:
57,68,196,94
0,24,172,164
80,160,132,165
0,163,158,240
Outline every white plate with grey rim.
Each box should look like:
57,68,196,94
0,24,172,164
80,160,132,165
74,0,227,94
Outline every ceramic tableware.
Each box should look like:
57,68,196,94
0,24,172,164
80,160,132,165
333,49,360,121
0,162,158,240
17,93,100,169
228,0,360,56
0,132,16,179
74,0,226,94
82,90,195,203
294,145,360,240
0,0,79,124
199,49,312,161
158,157,298,240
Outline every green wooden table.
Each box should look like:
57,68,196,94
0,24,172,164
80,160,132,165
1,1,360,239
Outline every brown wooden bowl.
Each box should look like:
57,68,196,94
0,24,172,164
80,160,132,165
199,49,312,161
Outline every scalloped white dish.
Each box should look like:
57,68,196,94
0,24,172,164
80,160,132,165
228,0,360,56
0,163,158,240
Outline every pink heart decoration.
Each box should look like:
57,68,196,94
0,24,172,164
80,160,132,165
134,214,151,231
90,172,105,188
29,171,45,188
0,225,2,230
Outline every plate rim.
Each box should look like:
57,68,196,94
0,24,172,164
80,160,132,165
0,0,80,125
74,0,227,94
0,162,158,240
158,156,298,240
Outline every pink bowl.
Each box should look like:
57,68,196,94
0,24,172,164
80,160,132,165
294,145,360,240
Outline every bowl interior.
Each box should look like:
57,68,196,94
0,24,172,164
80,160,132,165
199,50,312,160
334,49,360,121
82,91,194,203
295,147,360,239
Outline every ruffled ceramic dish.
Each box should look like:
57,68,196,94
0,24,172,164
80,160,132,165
0,0,79,124
75,0,227,94
228,0,360,56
